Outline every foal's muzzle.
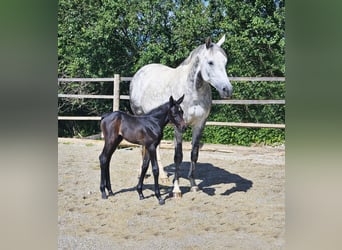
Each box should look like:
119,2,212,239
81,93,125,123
178,124,187,133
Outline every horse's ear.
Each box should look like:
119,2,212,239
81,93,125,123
205,37,212,49
216,34,226,47
176,94,185,105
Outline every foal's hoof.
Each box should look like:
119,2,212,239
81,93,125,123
172,192,182,198
191,186,199,192
158,198,165,205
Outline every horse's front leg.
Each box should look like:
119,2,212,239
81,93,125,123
138,145,168,183
137,146,150,200
189,125,204,192
172,128,183,198
149,145,165,205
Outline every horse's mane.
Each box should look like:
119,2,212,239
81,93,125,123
180,43,227,66
180,45,204,66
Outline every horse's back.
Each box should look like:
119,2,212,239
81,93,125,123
130,64,183,115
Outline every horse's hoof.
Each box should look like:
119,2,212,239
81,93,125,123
101,193,108,199
159,198,165,205
172,192,182,198
139,194,145,200
108,191,114,196
191,186,199,192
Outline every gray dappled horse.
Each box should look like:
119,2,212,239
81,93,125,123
129,35,233,197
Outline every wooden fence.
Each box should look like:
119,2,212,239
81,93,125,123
58,75,285,129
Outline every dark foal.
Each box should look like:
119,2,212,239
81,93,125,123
99,95,186,205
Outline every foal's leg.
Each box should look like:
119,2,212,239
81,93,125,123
172,128,183,198
149,144,165,205
99,142,115,199
137,146,145,178
136,146,150,200
139,145,168,183
99,136,122,199
188,125,204,192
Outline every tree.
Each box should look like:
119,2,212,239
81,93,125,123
58,0,285,145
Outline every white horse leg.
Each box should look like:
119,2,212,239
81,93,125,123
172,128,183,198
189,125,204,192
157,145,169,183
172,179,182,198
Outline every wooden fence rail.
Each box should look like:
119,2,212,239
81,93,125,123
58,75,285,129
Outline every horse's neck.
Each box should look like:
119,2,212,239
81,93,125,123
175,51,212,124
177,52,211,99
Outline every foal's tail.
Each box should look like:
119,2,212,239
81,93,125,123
100,112,114,136
101,112,112,121
100,112,122,139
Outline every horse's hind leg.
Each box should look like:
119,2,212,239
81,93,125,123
137,146,150,179
138,146,167,183
149,145,165,205
136,146,150,200
106,136,123,196
99,143,114,199
99,135,122,199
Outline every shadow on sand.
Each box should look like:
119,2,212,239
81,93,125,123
164,162,253,197
111,162,252,200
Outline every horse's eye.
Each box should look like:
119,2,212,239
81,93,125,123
208,61,214,66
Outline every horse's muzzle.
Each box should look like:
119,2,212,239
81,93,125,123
221,87,233,98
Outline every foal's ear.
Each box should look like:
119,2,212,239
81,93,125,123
169,96,175,105
176,94,185,105
205,37,212,49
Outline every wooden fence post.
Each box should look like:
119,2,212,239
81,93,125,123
113,74,120,111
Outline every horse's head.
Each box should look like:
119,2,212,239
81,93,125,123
168,95,187,132
199,35,233,98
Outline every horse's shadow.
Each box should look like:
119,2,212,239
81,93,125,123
164,162,253,197
112,162,252,199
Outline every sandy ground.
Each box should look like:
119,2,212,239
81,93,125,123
58,138,285,249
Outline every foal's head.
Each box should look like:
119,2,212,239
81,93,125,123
168,95,187,132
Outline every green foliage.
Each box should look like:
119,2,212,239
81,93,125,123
201,127,285,146
58,0,285,145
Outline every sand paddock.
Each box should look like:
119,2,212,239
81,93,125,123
58,138,285,249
